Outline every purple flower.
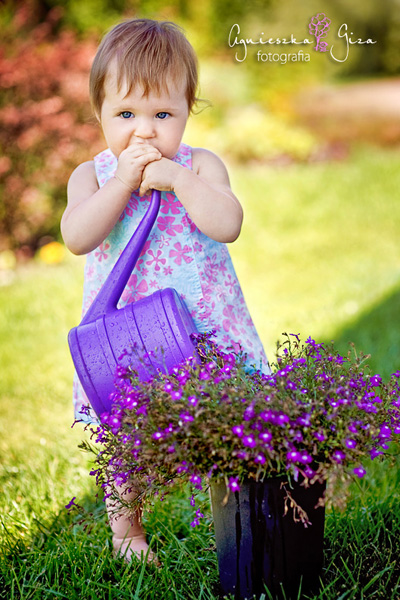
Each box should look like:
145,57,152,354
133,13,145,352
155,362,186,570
345,438,357,449
313,430,325,442
232,425,244,437
332,450,346,463
304,466,315,478
353,466,366,478
179,412,194,423
276,413,290,426
243,405,255,421
236,451,248,460
260,410,273,422
287,450,301,463
152,431,163,441
171,389,183,401
190,474,202,490
65,497,77,510
242,435,256,448
370,448,383,460
164,382,174,393
188,395,198,406
259,430,272,443
297,414,311,427
299,452,312,464
109,415,121,429
370,375,382,387
206,361,217,372
254,453,266,465
228,477,240,492
177,461,188,473
199,369,210,381
379,424,392,439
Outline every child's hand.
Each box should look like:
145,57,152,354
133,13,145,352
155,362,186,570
139,157,182,196
115,141,162,191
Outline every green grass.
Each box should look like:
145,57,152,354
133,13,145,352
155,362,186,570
1,146,400,599
229,144,400,376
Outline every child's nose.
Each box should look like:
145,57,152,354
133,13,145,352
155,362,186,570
132,118,155,139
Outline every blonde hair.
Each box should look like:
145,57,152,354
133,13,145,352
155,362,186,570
90,19,199,117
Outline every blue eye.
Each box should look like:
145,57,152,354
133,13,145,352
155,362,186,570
120,111,134,119
156,112,169,119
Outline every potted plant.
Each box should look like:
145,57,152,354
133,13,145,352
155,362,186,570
83,332,400,600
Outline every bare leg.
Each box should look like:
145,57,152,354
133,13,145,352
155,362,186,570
105,483,156,563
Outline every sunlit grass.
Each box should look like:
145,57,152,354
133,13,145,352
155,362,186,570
1,146,400,598
228,145,400,375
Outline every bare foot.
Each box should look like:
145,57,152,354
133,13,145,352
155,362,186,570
112,534,160,565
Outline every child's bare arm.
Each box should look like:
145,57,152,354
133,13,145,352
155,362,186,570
61,141,161,255
140,148,243,243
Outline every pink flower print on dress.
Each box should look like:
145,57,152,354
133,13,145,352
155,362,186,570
201,283,213,304
214,284,228,303
136,240,151,271
95,242,110,262
146,248,166,272
182,213,198,234
163,265,173,276
155,235,170,249
86,264,95,281
193,241,203,253
121,274,148,303
120,195,140,220
203,253,219,283
157,216,183,236
161,193,181,215
169,242,193,265
218,259,228,277
84,288,100,312
224,273,237,294
222,305,241,336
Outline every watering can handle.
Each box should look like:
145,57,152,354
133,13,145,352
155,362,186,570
80,189,161,325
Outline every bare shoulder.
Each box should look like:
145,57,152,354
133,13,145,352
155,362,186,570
67,160,99,202
68,160,98,187
191,147,230,185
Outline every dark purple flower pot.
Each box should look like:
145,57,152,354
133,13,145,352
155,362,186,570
210,477,325,600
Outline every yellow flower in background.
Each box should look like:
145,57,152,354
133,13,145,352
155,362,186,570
0,250,17,271
37,241,65,265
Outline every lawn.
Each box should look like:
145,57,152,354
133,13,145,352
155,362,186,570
1,145,400,599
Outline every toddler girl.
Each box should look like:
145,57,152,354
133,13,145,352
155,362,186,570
61,18,268,563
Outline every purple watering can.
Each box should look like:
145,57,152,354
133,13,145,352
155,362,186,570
68,189,198,418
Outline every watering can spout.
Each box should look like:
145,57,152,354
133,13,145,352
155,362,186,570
81,190,161,325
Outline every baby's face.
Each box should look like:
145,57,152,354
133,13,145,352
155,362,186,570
100,62,189,160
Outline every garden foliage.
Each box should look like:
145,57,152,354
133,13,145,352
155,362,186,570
0,5,102,256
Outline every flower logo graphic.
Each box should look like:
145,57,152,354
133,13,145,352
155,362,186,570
309,13,331,52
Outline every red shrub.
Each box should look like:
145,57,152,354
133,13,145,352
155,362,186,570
0,6,103,256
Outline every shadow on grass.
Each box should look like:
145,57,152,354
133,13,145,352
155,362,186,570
2,470,400,599
328,284,400,378
0,486,220,600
